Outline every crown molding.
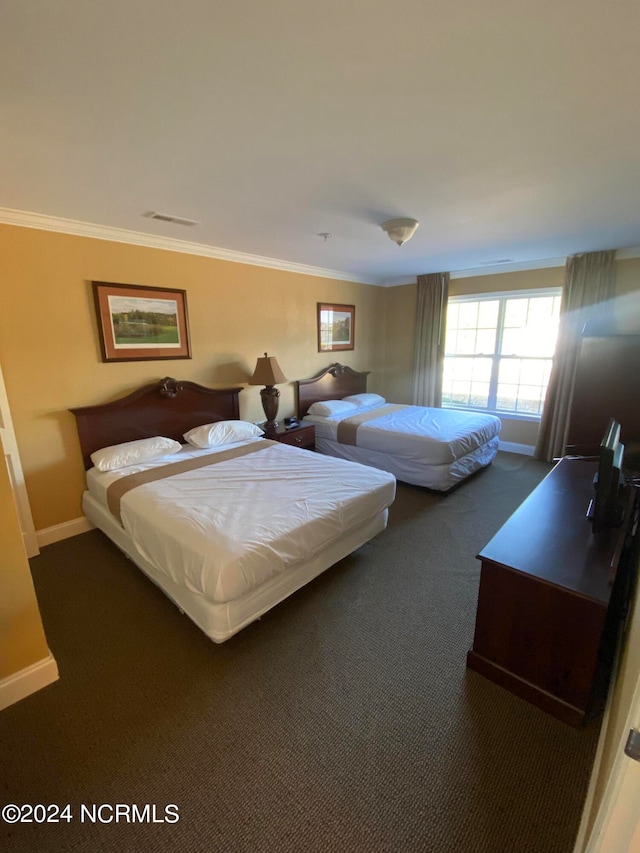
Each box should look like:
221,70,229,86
0,208,377,285
3,208,638,288
451,256,566,279
378,257,566,286
381,246,640,286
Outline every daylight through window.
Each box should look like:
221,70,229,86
442,290,562,417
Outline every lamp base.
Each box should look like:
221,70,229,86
260,385,280,430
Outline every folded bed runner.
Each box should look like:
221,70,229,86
107,440,276,524
336,405,409,445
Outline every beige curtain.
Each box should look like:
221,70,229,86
412,272,449,407
535,250,616,461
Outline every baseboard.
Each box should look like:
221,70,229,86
0,652,59,711
499,441,535,456
36,516,94,547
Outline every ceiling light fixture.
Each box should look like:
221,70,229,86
381,218,419,246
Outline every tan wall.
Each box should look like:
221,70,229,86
0,452,50,680
0,224,387,531
2,223,639,533
448,266,564,298
381,261,640,448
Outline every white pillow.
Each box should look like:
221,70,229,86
307,399,358,418
91,436,182,472
183,420,264,449
343,393,386,409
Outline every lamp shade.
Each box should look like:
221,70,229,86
381,218,419,246
249,353,287,386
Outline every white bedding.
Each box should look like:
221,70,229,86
86,439,396,606
304,404,501,463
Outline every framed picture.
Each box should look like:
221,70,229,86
92,281,191,362
317,303,355,352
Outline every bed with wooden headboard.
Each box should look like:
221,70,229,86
296,363,369,418
296,363,502,492
70,376,396,643
71,377,241,469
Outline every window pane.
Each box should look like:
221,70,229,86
504,299,528,327
444,328,459,354
470,358,492,381
469,382,489,408
496,358,553,415
478,300,499,327
500,296,560,358
442,358,492,409
517,385,545,415
501,328,523,355
457,330,478,354
451,381,471,406
458,302,479,329
496,388,517,411
498,358,521,384
528,297,555,322
446,302,459,330
475,328,496,354
519,360,546,385
443,292,560,416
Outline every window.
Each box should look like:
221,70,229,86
442,290,562,418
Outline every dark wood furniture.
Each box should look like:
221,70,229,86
70,377,242,469
264,423,315,450
296,363,369,418
566,333,640,463
467,456,635,728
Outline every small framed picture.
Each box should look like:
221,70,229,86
92,281,191,362
317,303,355,352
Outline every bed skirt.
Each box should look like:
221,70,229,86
313,435,500,491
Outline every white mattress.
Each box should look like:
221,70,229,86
304,404,501,464
86,440,396,606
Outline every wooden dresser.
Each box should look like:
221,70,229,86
467,457,636,727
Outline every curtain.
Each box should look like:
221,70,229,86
412,272,449,407
535,250,616,461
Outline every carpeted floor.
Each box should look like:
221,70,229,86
0,453,601,852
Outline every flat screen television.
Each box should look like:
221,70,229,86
587,418,625,533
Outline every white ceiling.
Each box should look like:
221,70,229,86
2,0,640,285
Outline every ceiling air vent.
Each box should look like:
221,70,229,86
142,211,199,227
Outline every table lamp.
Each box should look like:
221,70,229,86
249,353,287,430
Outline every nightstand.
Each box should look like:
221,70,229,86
264,423,315,450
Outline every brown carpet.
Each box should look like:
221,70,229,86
0,453,601,852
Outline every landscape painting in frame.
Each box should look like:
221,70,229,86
317,303,355,352
92,282,191,362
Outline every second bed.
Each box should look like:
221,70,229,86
297,364,501,491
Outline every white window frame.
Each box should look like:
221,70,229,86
443,287,562,421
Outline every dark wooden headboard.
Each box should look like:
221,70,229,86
296,364,369,418
70,377,243,469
